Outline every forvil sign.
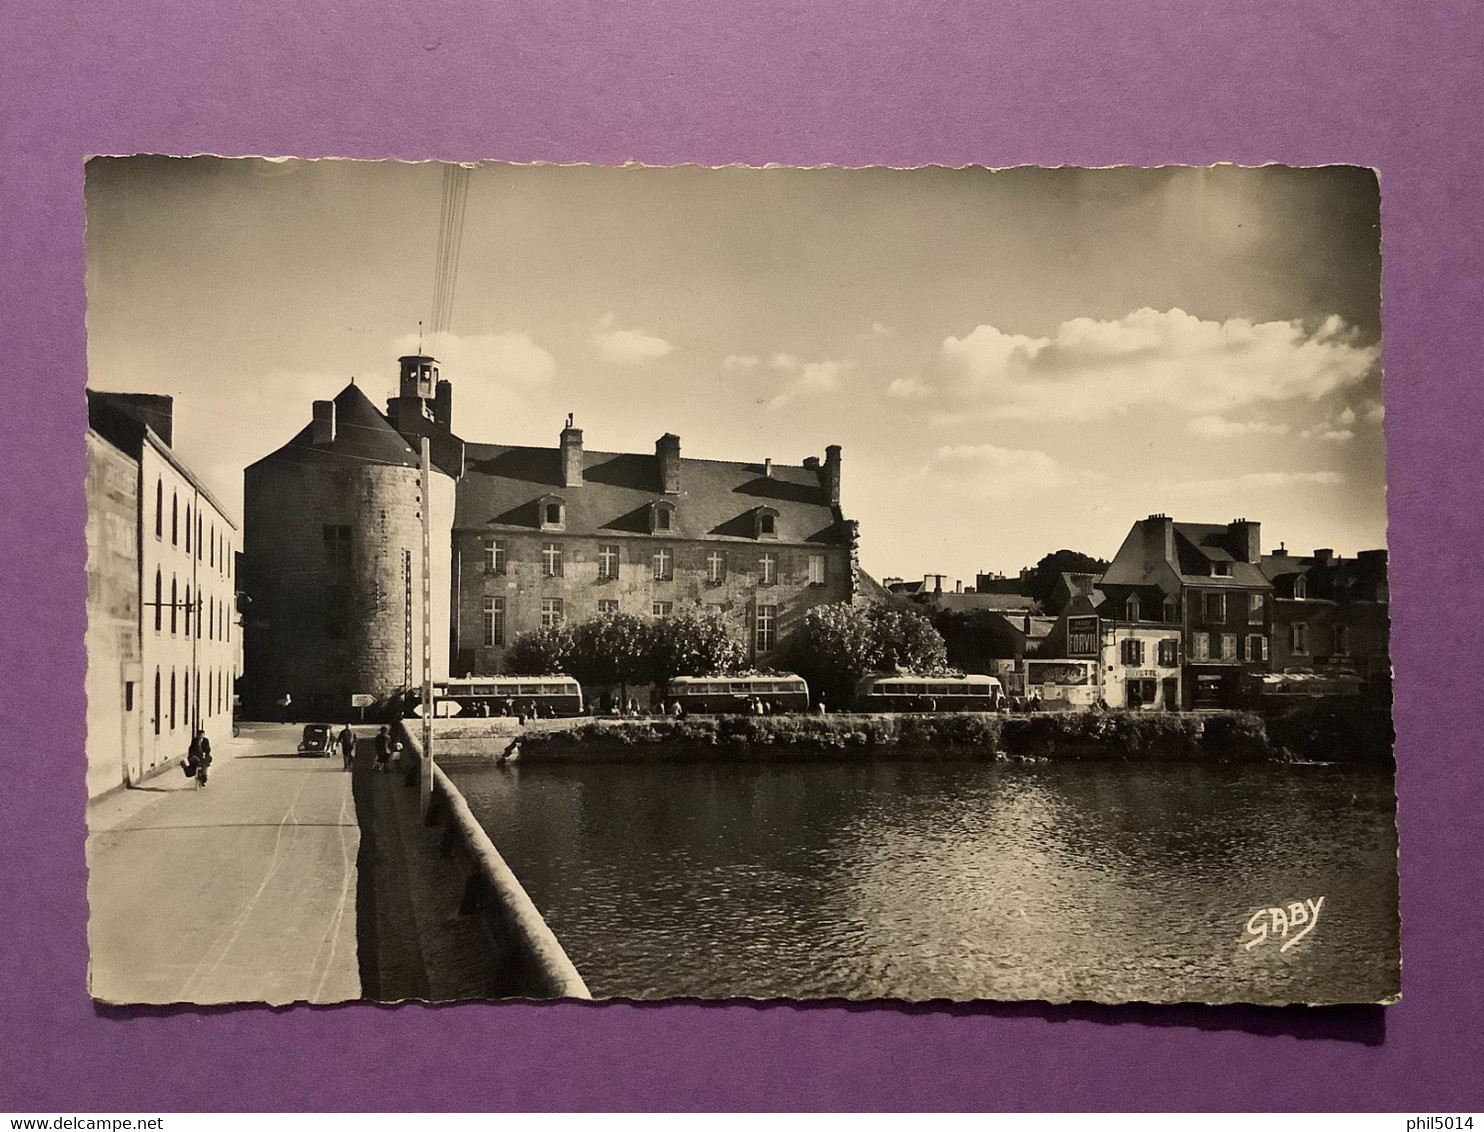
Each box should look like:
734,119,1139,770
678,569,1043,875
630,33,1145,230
1244,897,1325,952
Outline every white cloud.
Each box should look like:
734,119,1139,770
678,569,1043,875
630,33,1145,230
870,321,894,337
593,313,675,365
887,377,933,401
1301,427,1355,442
1362,399,1386,424
939,308,1379,422
722,354,762,373
1338,406,1357,427
1187,415,1289,439
392,330,555,389
768,359,847,410
920,443,1086,498
1168,470,1346,493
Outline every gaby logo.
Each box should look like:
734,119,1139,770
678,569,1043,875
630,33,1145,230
1245,897,1325,952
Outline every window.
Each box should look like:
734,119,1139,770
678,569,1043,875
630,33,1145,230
482,597,505,647
1157,638,1180,667
1293,575,1308,600
755,604,777,652
208,598,214,640
1333,623,1351,656
323,525,352,570
1220,633,1237,661
325,584,350,639
197,513,203,559
484,539,506,575
1204,591,1225,623
1192,633,1211,661
759,553,776,585
169,668,176,732
170,577,178,635
1125,595,1141,623
185,505,191,553
706,550,726,584
153,669,160,735
652,601,673,617
1291,621,1309,655
1249,592,1265,623
1163,595,1179,623
540,598,564,629
540,498,566,530
542,542,564,577
652,547,673,581
1120,638,1145,666
597,544,619,579
808,554,826,586
1212,560,1232,577
124,681,134,712
171,492,178,545
1247,634,1269,662
209,523,215,568
184,585,192,637
154,570,163,633
597,599,619,616
183,672,189,727
155,479,163,539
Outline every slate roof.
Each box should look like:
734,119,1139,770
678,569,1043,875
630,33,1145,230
248,384,421,472
455,443,847,545
1171,522,1268,586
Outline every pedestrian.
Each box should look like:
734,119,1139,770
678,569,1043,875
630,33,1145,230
187,728,212,789
374,726,392,773
338,723,356,770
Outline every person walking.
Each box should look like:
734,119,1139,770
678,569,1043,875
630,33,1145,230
374,726,392,773
337,724,356,771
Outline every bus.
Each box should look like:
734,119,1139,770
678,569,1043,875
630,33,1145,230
853,673,1006,713
408,676,585,718
666,674,811,714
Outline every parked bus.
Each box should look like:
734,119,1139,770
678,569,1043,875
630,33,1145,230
666,674,811,714
853,673,1006,713
406,676,585,718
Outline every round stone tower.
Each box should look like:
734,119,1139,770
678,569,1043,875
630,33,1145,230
242,381,455,720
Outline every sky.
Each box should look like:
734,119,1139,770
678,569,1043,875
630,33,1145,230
85,157,1386,584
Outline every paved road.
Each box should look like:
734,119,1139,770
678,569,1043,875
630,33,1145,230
87,723,363,1006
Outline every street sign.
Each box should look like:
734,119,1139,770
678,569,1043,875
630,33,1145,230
350,694,375,708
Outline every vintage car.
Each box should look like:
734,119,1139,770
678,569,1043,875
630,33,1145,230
297,723,334,756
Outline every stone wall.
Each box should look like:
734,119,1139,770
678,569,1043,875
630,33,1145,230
453,530,851,674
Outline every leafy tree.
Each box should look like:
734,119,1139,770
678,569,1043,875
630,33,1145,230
650,611,748,683
566,613,655,694
1024,549,1110,614
503,624,575,675
785,601,949,708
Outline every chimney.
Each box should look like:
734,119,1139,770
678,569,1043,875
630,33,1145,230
433,379,453,430
1144,514,1175,566
560,414,584,488
955,579,963,593
311,400,336,445
656,433,681,494
763,458,773,478
1313,548,1335,566
802,456,820,470
1227,518,1261,563
824,444,842,506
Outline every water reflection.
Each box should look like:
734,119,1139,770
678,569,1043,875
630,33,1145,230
452,761,1399,1004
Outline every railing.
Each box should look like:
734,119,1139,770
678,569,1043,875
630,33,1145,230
398,724,591,999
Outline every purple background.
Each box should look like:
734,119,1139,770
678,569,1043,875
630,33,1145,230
3,0,1481,1111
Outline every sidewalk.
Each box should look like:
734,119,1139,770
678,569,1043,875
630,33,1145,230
86,723,363,1006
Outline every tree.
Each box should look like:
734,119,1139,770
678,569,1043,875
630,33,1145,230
565,613,655,694
784,601,949,707
650,611,747,683
1024,549,1110,614
503,624,575,675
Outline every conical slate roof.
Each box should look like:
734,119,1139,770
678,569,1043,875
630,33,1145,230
248,383,421,470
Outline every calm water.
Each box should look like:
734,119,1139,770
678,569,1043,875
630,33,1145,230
451,759,1400,1004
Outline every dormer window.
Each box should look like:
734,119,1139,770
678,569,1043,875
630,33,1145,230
539,494,566,531
650,499,676,534
754,506,780,540
1293,575,1308,600
1163,595,1179,623
1125,595,1141,622
1212,561,1232,577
